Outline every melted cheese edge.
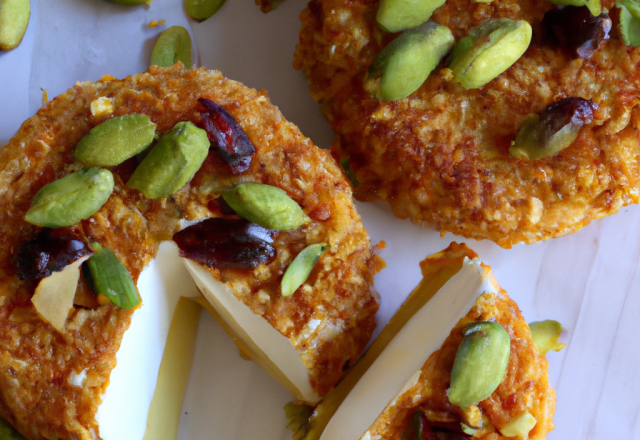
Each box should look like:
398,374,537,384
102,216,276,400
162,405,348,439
183,259,321,404
320,257,497,440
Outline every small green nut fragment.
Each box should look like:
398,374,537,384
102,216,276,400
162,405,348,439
84,243,140,310
529,320,566,355
281,243,328,297
377,0,446,33
0,417,26,440
340,157,360,186
618,3,640,47
461,424,478,435
0,0,30,51
127,121,209,199
25,167,114,228
222,183,310,231
150,25,192,68
546,0,601,16
364,21,454,101
75,114,157,167
448,321,511,409
284,401,313,439
448,18,532,90
499,411,537,438
185,0,226,21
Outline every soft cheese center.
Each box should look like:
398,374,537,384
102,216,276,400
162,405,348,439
320,257,498,440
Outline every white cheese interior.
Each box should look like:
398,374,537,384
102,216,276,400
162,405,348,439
96,242,200,440
183,259,321,404
320,257,498,440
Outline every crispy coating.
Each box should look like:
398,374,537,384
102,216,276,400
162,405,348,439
294,0,640,247
362,244,554,439
0,65,381,439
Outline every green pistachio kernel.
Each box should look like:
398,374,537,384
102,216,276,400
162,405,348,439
84,243,140,310
499,411,537,438
0,0,30,51
529,320,566,355
75,114,157,167
461,424,478,435
185,0,226,21
281,243,328,297
377,0,446,33
619,0,640,18
284,402,313,439
107,0,151,5
25,167,114,228
150,26,192,68
448,321,511,409
364,21,454,101
127,121,209,199
546,0,601,16
221,183,310,231
618,3,640,47
340,157,360,186
448,18,532,90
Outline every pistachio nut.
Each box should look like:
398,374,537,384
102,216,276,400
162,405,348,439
127,121,209,199
84,243,140,309
461,424,478,435
546,0,601,16
377,0,446,33
283,402,313,440
448,321,510,409
221,183,310,231
618,2,640,47
25,167,114,228
510,97,595,160
0,0,30,51
448,18,532,90
499,411,537,438
75,114,157,167
529,320,566,355
365,21,454,101
340,157,360,186
185,0,226,22
150,26,192,68
0,416,25,440
281,243,328,297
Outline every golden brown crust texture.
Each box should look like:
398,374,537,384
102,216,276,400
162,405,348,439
363,244,554,439
295,0,640,248
0,65,380,439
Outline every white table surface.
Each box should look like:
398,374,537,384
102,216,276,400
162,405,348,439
1,1,639,439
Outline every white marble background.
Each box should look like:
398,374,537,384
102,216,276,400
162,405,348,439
1,1,639,439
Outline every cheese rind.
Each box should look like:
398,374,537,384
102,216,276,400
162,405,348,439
320,257,497,440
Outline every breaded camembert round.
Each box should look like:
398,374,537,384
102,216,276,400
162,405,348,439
0,64,381,439
295,0,640,248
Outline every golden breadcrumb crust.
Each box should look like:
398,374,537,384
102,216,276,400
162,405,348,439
0,65,381,439
362,243,554,439
295,0,640,248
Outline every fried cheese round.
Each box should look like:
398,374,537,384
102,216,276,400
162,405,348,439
0,65,381,440
295,0,640,248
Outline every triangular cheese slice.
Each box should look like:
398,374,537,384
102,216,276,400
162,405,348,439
318,243,554,440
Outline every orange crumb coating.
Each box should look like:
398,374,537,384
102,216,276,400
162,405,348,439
295,0,640,248
0,65,381,439
363,243,554,439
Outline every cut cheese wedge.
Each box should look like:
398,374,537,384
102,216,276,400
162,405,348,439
314,242,555,440
183,259,322,404
320,247,496,440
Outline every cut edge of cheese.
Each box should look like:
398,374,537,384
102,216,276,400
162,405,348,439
183,259,322,404
319,248,497,440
